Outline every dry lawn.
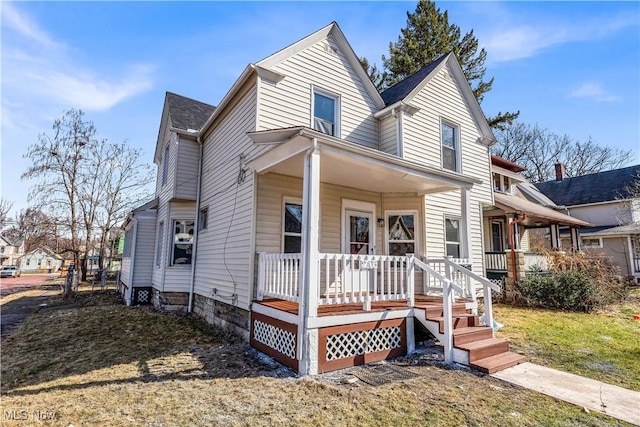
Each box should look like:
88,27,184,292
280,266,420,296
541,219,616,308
1,290,632,426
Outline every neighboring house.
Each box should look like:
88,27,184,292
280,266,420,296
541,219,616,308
0,235,24,267
483,156,590,284
20,247,63,273
123,23,527,375
535,164,640,282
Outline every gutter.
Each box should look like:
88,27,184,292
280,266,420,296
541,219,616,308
188,134,204,313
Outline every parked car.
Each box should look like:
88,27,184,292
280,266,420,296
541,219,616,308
0,265,21,278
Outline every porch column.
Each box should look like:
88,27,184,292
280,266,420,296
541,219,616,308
511,215,521,250
298,141,320,375
569,227,581,251
550,224,561,249
460,188,473,260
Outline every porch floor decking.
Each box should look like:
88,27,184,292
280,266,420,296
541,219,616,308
254,294,455,316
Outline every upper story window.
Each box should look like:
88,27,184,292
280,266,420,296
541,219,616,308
493,173,512,194
161,145,169,187
199,207,209,231
441,122,459,172
313,90,339,137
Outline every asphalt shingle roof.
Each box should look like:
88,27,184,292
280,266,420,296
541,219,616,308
534,165,640,206
380,54,449,106
165,92,216,131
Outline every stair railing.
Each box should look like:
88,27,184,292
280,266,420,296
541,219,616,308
412,257,464,363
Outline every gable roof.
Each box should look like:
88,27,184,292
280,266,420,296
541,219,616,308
534,164,640,206
256,22,385,110
380,54,449,105
165,92,216,132
379,53,495,145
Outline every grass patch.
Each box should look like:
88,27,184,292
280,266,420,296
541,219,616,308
1,289,633,426
495,288,640,391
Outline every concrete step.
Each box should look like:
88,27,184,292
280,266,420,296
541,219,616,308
471,352,527,374
456,337,510,362
452,326,494,346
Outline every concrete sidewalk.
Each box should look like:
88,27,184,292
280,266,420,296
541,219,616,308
492,362,640,425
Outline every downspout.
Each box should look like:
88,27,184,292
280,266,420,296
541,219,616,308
508,214,526,281
126,219,138,306
188,135,204,313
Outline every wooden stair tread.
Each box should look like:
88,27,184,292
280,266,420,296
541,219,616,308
426,313,477,322
452,326,489,335
456,337,506,351
471,352,527,374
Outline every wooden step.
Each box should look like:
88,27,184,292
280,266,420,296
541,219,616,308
428,314,479,333
452,326,494,346
422,303,469,318
456,337,510,362
471,352,527,374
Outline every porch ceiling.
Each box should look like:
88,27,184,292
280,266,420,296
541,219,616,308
247,127,480,194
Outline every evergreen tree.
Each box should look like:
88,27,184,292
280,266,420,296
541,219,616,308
364,0,518,129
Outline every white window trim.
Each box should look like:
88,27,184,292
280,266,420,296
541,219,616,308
161,145,169,187
170,219,194,267
440,118,461,173
444,215,462,258
384,210,419,256
311,86,341,138
199,206,209,231
581,237,603,248
155,222,164,267
282,197,303,253
490,220,504,252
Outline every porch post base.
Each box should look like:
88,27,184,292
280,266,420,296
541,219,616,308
298,328,319,376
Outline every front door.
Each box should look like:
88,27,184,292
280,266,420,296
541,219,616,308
343,209,375,294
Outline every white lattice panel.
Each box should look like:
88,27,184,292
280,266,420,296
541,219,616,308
253,320,296,359
326,326,401,361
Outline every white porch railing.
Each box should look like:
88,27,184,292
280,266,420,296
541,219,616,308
256,252,501,365
317,253,413,307
485,252,507,271
256,253,301,302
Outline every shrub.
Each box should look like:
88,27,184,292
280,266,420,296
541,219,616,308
515,250,629,312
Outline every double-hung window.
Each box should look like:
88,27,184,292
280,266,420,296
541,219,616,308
313,90,339,137
283,202,303,253
441,122,459,172
171,219,194,265
387,212,416,256
445,217,461,258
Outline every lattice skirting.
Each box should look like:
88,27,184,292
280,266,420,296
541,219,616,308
319,318,406,373
250,312,298,371
133,287,152,305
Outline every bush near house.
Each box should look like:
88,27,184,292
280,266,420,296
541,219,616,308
515,250,629,312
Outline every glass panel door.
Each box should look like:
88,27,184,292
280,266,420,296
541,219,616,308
343,209,375,295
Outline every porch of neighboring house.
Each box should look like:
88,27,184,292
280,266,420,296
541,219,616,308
482,192,590,289
246,128,525,375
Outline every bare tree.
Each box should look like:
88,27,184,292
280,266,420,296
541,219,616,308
22,109,153,295
0,199,14,230
494,121,633,183
94,142,154,272
3,208,58,254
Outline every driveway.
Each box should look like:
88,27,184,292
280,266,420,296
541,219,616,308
0,273,59,297
1,274,61,339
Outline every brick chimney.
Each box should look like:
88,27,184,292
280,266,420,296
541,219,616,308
555,163,565,181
